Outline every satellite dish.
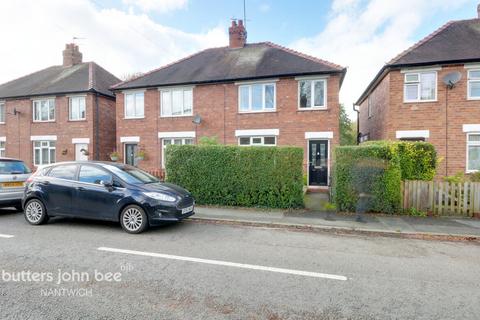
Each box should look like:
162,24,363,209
192,115,202,125
443,72,462,89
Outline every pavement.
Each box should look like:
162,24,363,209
193,193,480,241
0,208,479,319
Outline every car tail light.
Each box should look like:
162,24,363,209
26,169,41,183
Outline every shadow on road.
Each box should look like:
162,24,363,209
0,207,22,216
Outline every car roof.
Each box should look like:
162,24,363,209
0,157,25,162
44,161,128,169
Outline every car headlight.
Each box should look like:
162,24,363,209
143,192,177,202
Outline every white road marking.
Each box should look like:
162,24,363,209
98,247,347,281
0,234,14,238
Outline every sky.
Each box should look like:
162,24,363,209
0,0,478,118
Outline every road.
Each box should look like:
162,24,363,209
0,208,479,320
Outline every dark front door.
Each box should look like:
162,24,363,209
308,140,328,186
125,144,138,166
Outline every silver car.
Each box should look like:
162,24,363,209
0,158,32,210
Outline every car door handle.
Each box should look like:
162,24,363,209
43,181,50,185
76,186,86,191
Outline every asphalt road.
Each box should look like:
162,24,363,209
0,208,479,320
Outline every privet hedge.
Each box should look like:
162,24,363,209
333,141,437,213
165,145,304,208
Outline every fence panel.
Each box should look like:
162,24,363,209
402,180,480,217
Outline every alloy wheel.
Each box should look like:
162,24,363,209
25,200,43,224
122,207,144,232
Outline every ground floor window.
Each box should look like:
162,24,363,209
0,141,5,157
467,133,480,172
238,136,276,146
162,138,194,168
34,141,55,165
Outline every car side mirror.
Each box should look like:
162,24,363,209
101,180,114,190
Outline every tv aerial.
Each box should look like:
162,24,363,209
443,72,462,89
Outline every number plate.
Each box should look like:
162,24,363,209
1,182,24,188
181,205,194,214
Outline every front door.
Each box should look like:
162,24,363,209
75,143,89,161
125,144,138,166
308,140,328,186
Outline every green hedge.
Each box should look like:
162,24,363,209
333,141,437,213
364,141,437,180
333,144,402,213
165,145,304,208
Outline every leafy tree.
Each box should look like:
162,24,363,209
339,104,356,145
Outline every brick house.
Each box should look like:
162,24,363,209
356,8,480,177
0,44,120,169
112,20,346,188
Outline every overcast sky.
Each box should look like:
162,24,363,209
0,0,477,118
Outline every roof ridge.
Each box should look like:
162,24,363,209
111,46,228,90
388,20,455,65
262,41,344,70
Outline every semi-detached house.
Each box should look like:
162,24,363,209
0,44,120,169
357,7,480,177
112,20,346,188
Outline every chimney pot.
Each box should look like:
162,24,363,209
228,19,247,49
62,43,83,67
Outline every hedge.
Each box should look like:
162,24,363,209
165,145,304,208
333,141,437,213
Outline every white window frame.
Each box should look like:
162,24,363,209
238,136,277,146
0,140,5,157
467,69,480,100
161,137,194,169
297,78,327,110
238,82,276,113
33,140,56,166
33,98,55,122
69,96,86,121
0,101,5,124
466,132,480,173
160,87,194,117
124,91,145,119
403,71,437,103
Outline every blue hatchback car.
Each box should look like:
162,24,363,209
22,162,195,234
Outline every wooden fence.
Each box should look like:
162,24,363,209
402,180,480,216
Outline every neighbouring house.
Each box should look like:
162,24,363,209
112,20,346,188
356,6,480,177
0,44,120,169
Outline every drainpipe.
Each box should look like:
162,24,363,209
94,92,100,160
353,103,360,145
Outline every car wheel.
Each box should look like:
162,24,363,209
120,205,148,234
24,199,49,225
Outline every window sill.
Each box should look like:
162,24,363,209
160,114,193,118
32,120,56,123
467,97,480,101
466,170,479,174
238,110,277,114
403,100,437,104
297,107,328,111
124,117,145,120
68,119,87,122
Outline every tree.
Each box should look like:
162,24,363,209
339,104,356,145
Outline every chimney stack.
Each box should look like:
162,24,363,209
63,43,83,67
229,19,247,48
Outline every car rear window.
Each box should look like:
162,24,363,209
0,160,32,174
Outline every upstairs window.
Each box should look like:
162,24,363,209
161,88,193,117
467,133,480,172
239,83,276,112
467,70,480,99
404,72,436,102
238,136,276,146
124,92,144,119
69,96,86,121
299,79,326,109
33,99,55,122
0,102,5,123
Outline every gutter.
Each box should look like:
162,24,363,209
0,89,115,101
352,103,360,144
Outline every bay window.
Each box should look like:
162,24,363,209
161,88,193,117
404,72,437,102
238,83,276,112
467,133,480,172
124,92,144,119
33,141,56,165
33,99,55,122
467,69,480,99
299,79,326,109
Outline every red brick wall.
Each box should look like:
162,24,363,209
359,73,390,140
115,75,341,175
360,64,480,177
94,95,116,161
0,93,114,169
